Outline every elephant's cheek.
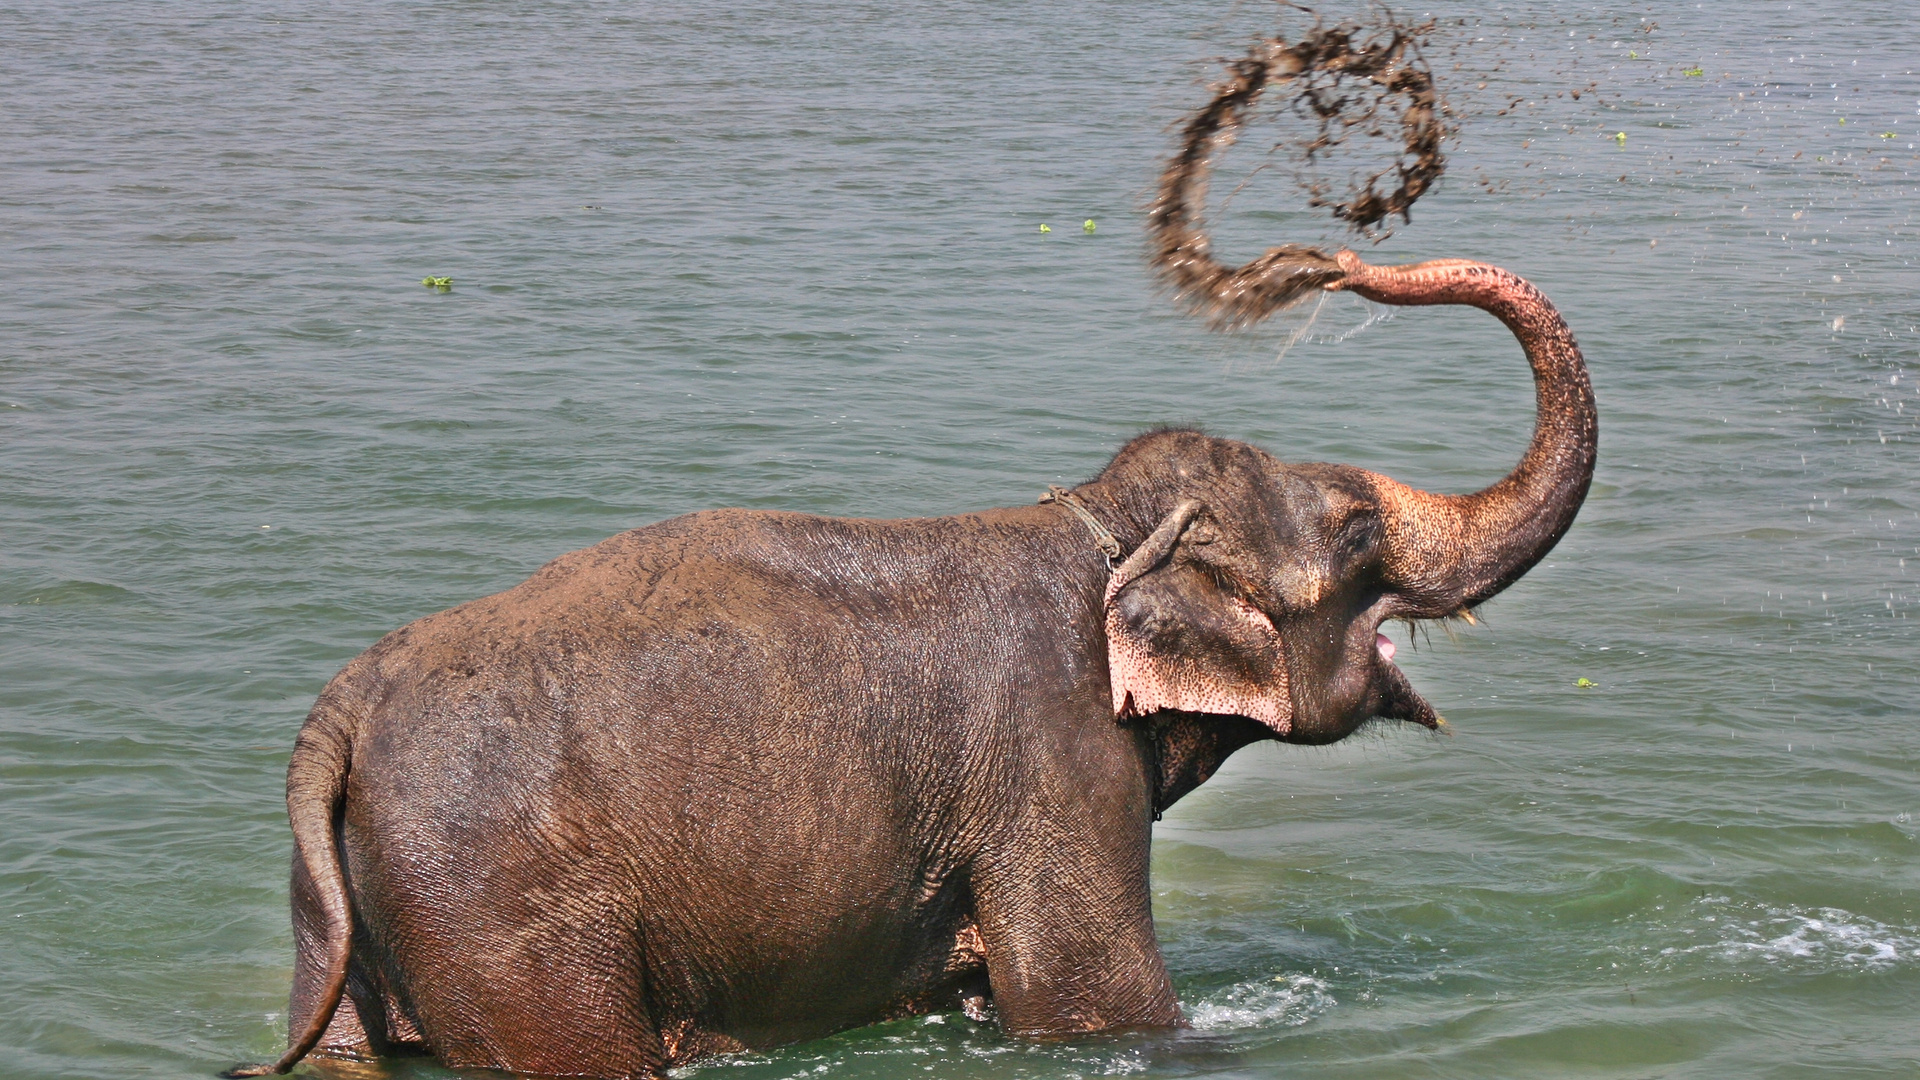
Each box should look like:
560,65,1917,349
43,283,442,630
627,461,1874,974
1270,633,1377,742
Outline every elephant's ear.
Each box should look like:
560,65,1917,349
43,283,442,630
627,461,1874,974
1103,503,1292,734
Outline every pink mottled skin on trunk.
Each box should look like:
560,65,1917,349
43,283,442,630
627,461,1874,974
1326,250,1597,617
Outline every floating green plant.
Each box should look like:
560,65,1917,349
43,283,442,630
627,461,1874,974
1614,131,1627,145
1083,219,1096,233
1683,66,1703,77
421,276,452,290
1575,677,1597,689
1038,224,1051,234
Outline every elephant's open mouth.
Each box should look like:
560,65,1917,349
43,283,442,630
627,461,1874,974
1372,631,1444,731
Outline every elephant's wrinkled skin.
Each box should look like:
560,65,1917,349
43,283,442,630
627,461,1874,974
229,253,1594,1080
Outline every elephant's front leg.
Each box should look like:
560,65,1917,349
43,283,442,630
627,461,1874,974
971,831,1182,1035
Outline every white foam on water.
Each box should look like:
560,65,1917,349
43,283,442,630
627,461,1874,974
676,1014,1153,1078
1659,902,1920,973
1061,1049,1151,1076
1184,973,1335,1031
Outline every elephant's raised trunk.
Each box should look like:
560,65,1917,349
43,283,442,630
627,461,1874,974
1329,250,1596,617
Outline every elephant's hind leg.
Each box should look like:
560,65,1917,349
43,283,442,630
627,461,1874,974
420,957,664,1078
390,912,667,1080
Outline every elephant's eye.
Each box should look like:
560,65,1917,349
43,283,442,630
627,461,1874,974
1334,512,1380,558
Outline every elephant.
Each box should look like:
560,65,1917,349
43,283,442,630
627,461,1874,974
224,249,1594,1080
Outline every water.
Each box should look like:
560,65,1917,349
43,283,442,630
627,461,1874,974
2,1,1916,1077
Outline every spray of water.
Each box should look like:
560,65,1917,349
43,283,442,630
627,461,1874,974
1148,3,1456,330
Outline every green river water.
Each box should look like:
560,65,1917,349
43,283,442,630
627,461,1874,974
2,2,1916,1077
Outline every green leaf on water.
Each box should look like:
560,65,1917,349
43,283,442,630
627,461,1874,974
1575,677,1597,689
1683,66,1703,77
421,276,453,289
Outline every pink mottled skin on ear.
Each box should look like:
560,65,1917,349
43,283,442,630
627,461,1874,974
1103,593,1292,734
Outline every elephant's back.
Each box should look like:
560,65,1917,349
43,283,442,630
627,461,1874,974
331,503,1082,740
326,506,967,812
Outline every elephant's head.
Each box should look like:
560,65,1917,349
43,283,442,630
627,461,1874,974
1078,251,1595,744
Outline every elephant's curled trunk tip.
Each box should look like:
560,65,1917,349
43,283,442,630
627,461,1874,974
1149,235,1348,331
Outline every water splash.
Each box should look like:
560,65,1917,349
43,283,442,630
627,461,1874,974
1185,973,1335,1031
1265,291,1397,365
1147,6,1454,329
1659,900,1920,973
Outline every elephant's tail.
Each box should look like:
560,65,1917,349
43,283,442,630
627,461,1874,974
220,712,355,1079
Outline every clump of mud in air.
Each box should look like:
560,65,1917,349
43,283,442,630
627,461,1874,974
1149,4,1454,329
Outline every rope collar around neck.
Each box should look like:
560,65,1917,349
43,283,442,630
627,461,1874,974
1040,486,1123,569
